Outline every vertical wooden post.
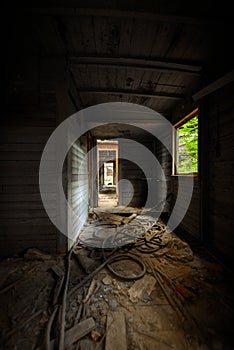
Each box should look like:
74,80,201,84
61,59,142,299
199,99,209,244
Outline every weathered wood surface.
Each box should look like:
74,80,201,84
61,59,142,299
105,311,127,350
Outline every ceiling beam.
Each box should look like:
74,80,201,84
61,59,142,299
79,88,184,100
193,70,234,101
69,56,202,76
23,8,225,25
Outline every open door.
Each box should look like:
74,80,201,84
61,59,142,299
97,139,118,208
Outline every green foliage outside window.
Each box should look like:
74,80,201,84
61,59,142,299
177,116,198,173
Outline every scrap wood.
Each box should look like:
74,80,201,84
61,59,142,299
128,274,156,303
105,311,127,350
0,263,38,295
94,210,124,223
144,258,205,346
68,253,139,299
84,279,98,303
74,303,83,326
0,278,21,295
50,317,96,349
6,309,44,338
94,210,137,226
144,258,185,323
121,213,137,225
68,255,115,299
64,317,95,348
148,259,196,300
24,248,52,261
146,259,185,302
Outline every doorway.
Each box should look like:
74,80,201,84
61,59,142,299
97,139,118,208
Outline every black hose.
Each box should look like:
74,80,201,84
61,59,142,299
106,253,146,280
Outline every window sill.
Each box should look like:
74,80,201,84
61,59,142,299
171,174,200,182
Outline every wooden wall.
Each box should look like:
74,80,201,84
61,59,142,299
0,104,61,257
204,82,234,262
171,177,201,238
68,136,89,249
118,137,171,209
170,104,201,239
0,55,72,257
169,81,234,265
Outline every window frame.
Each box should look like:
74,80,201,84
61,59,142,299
172,107,199,177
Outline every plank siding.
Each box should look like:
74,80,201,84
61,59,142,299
68,136,89,249
0,112,58,256
118,138,169,209
205,82,234,262
171,178,200,238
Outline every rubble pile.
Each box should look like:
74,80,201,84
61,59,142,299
0,209,233,350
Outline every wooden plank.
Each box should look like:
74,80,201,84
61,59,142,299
0,217,55,226
0,193,56,202
49,317,96,349
94,210,125,223
70,55,202,74
193,71,234,101
80,88,184,100
0,209,56,219
0,226,57,237
0,127,54,143
24,8,224,25
105,312,127,350
128,274,156,302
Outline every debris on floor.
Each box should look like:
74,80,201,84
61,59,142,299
0,210,234,350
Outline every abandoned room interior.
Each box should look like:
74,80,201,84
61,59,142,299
0,2,234,350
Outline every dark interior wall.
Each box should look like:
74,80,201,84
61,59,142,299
0,111,59,257
155,137,200,233
204,82,234,262
118,138,156,207
0,14,76,256
0,55,67,257
118,137,172,210
169,81,234,262
171,177,201,239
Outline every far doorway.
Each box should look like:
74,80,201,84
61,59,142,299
97,139,118,208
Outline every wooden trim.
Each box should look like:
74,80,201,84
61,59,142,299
199,101,209,243
192,71,234,101
172,107,199,176
174,107,199,128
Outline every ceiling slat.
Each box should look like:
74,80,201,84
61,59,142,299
69,56,202,75
79,88,184,100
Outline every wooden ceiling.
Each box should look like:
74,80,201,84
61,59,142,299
4,3,233,119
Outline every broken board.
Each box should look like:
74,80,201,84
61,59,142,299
105,311,127,350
